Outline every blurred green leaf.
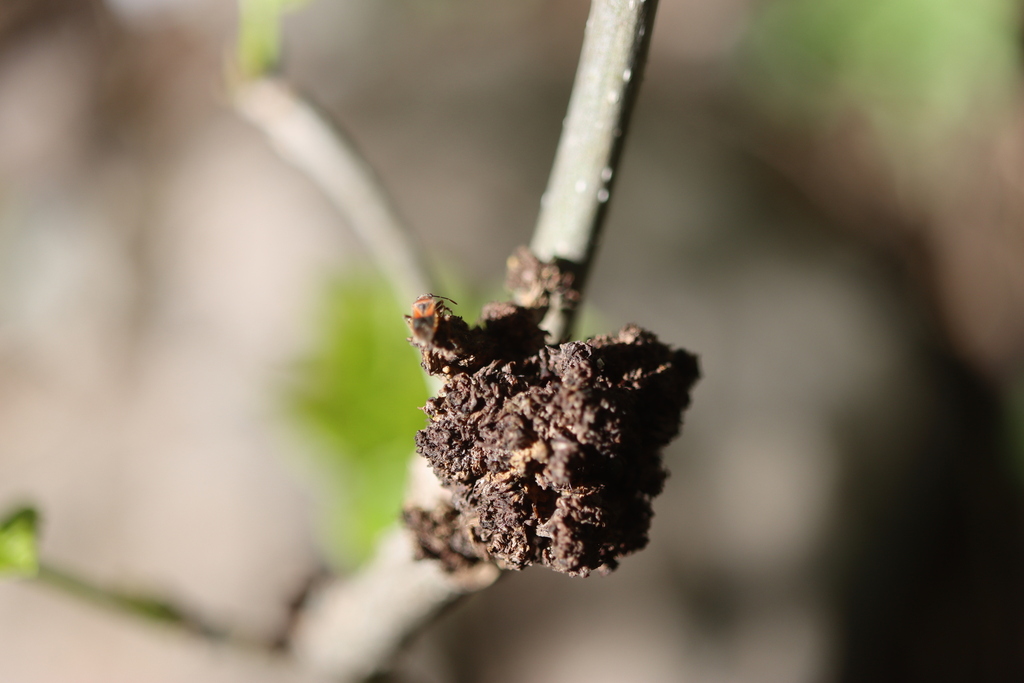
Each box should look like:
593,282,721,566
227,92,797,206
744,0,1020,146
1008,373,1024,485
572,303,608,343
289,275,429,567
236,0,307,78
0,507,39,578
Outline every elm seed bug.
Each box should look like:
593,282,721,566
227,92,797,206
406,293,457,345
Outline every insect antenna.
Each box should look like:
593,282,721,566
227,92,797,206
425,293,458,306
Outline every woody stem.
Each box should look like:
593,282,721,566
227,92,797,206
529,0,659,343
234,78,435,306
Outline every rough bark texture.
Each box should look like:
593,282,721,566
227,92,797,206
404,256,699,577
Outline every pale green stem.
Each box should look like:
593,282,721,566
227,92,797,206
234,78,435,307
36,562,271,651
531,0,659,342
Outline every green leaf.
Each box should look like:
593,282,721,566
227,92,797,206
1007,374,1024,485
0,507,39,578
288,275,430,567
744,0,1020,148
236,0,307,78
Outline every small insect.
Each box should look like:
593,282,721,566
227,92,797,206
406,293,458,345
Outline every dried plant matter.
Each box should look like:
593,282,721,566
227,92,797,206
405,284,699,577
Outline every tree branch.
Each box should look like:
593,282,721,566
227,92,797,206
230,0,663,676
233,76,494,681
233,77,434,307
529,0,659,342
36,562,272,651
290,527,499,680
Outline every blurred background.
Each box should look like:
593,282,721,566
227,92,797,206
1,0,1024,681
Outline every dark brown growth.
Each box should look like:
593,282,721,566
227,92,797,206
404,265,699,577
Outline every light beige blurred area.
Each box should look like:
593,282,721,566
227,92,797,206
1,1,1023,682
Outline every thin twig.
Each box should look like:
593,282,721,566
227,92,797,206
530,0,659,342
233,76,493,680
233,78,434,307
36,562,273,651
290,527,499,680
231,0,662,676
